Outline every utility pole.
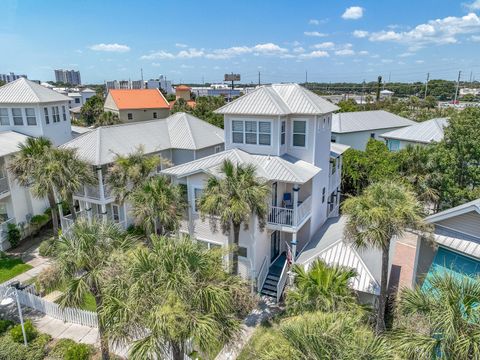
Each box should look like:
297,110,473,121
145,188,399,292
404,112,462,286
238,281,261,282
140,68,144,88
424,72,430,99
305,70,308,84
454,70,461,103
469,71,473,84
376,75,382,102
258,71,261,86
361,80,366,108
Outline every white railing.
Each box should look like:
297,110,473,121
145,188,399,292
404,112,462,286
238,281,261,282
0,284,98,328
268,206,294,226
256,256,268,292
0,218,15,241
296,196,312,225
75,184,113,201
0,177,9,195
60,210,86,232
276,260,289,303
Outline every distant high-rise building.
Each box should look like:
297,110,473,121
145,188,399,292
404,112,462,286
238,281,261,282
54,69,81,85
106,79,145,90
146,75,173,94
0,72,27,83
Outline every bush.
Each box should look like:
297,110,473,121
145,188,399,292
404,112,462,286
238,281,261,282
26,333,51,360
36,265,62,295
0,320,14,335
10,320,37,343
0,334,27,360
51,338,93,360
6,223,21,248
38,237,57,257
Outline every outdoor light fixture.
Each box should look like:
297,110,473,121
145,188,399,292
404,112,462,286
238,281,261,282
0,287,28,346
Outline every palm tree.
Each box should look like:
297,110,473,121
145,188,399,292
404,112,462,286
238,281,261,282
257,311,391,360
106,146,167,204
129,176,185,236
393,272,480,359
8,137,61,236
55,219,137,360
342,181,430,334
286,259,358,315
51,148,96,220
94,111,120,127
101,235,252,360
198,160,270,274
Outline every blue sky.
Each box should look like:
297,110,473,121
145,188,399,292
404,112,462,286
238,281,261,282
2,0,480,84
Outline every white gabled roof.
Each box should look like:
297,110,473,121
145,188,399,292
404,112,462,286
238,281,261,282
0,78,72,104
380,118,448,144
425,198,480,224
330,142,350,158
0,131,31,157
215,83,339,116
61,112,224,166
332,110,415,133
161,148,321,184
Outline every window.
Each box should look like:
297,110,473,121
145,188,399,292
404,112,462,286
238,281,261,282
370,133,376,139
52,106,60,122
194,188,203,212
127,113,133,120
197,239,222,250
232,120,244,143
153,112,157,119
292,120,306,147
238,246,248,258
112,205,120,222
75,98,80,104
259,121,271,145
280,121,286,145
331,134,336,143
245,121,257,144
0,109,9,126
44,107,49,124
62,106,67,121
322,187,326,203
214,145,222,153
387,139,400,152
25,108,37,126
12,108,23,126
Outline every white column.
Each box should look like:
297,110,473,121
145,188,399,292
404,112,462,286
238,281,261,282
293,184,299,226
96,167,107,222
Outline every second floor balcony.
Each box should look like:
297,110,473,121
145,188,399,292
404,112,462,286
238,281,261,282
74,184,114,202
268,195,312,231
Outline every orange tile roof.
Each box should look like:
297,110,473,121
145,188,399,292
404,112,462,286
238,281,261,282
109,89,169,110
175,85,191,91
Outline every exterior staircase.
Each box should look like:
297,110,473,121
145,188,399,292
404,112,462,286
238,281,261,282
260,252,287,299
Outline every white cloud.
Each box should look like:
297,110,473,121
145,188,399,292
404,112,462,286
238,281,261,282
312,41,335,49
471,35,480,41
175,43,188,48
416,60,425,64
180,64,193,69
464,0,480,10
399,52,414,57
304,31,328,37
293,47,305,53
177,48,204,58
369,13,480,49
141,51,175,60
300,50,330,58
381,59,393,63
309,19,320,25
252,43,288,53
75,49,83,54
342,6,364,20
205,46,251,59
89,43,130,53
358,50,369,55
353,30,369,38
335,49,355,56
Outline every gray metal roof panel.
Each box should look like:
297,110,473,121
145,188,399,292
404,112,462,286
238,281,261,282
332,110,416,133
0,131,31,157
380,118,448,143
434,225,480,260
0,78,72,104
330,142,350,158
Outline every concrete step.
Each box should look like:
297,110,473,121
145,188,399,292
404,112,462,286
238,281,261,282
262,283,277,292
260,289,277,297
264,279,278,287
266,274,280,281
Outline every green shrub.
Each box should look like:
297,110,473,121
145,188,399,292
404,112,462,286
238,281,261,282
38,237,57,257
9,320,37,343
36,265,62,295
0,320,14,335
126,224,145,236
6,223,21,248
0,334,27,360
26,333,51,360
51,338,93,360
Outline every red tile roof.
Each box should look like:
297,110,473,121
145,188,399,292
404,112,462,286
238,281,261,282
109,89,169,110
175,85,191,91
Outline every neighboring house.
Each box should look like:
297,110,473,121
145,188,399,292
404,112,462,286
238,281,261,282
104,89,170,123
0,131,49,250
380,117,448,151
71,125,91,138
415,199,480,286
60,112,224,230
331,110,415,150
162,83,355,300
380,89,394,99
66,88,95,109
0,78,73,145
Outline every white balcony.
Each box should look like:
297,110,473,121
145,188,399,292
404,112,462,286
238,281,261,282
61,210,127,233
267,195,312,231
74,184,114,202
0,177,10,197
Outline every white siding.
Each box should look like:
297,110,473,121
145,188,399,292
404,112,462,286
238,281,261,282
436,211,480,239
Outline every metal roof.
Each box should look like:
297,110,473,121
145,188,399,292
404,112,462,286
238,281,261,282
61,112,224,165
0,131,30,157
332,110,415,133
161,148,321,184
0,78,72,104
330,142,350,158
426,198,480,224
215,83,339,116
433,225,480,260
380,118,448,144
297,216,381,295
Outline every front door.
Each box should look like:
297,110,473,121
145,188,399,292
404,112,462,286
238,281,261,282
271,182,278,207
271,231,280,261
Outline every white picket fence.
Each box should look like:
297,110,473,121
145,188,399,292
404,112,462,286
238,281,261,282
0,285,98,328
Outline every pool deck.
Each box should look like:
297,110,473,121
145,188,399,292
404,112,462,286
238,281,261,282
388,232,419,296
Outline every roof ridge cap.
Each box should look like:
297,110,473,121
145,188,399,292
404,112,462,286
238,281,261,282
265,86,290,113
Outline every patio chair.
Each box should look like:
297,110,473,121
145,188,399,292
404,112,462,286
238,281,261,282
283,193,293,208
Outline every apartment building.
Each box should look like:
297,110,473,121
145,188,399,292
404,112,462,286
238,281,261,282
54,69,81,85
0,72,28,83
60,112,224,230
162,83,354,300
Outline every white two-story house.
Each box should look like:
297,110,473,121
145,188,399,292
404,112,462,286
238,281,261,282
162,84,350,300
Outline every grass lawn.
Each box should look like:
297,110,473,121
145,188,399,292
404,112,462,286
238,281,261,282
0,255,32,283
51,284,97,312
237,323,278,360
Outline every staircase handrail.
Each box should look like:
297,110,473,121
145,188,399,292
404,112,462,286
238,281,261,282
276,258,289,302
256,256,268,292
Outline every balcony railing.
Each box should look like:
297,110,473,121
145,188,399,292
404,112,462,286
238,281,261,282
268,195,312,228
61,211,127,232
0,177,9,196
74,184,113,201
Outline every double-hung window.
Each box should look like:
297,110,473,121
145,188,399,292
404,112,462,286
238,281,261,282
62,106,67,121
245,121,257,144
259,122,271,145
44,107,50,124
52,106,60,122
292,120,306,147
193,188,203,212
231,120,271,146
280,121,286,145
26,108,37,126
12,108,23,126
0,109,9,125
232,120,244,144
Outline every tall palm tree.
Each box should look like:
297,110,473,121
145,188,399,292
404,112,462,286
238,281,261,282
342,180,430,334
55,219,137,360
106,145,166,204
393,272,480,359
94,111,120,127
8,137,61,236
51,148,96,220
129,176,185,236
101,235,252,360
286,259,358,315
199,160,270,274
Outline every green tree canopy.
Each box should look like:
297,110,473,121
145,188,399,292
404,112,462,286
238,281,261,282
80,95,104,125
